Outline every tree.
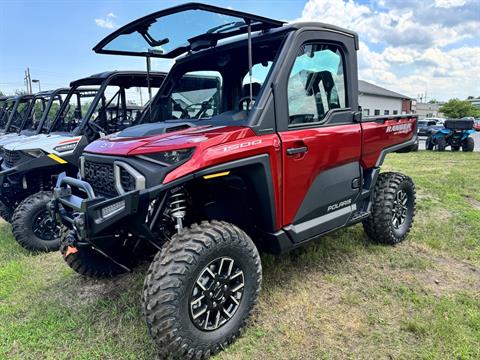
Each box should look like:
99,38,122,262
439,99,480,118
0,90,4,97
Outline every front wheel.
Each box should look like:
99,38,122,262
436,137,447,151
11,191,61,251
0,200,13,223
143,221,262,359
363,172,416,245
462,137,474,152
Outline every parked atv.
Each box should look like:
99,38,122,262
0,88,102,221
0,71,165,250
52,3,417,359
426,119,475,151
0,94,35,137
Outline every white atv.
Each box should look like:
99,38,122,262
0,71,165,251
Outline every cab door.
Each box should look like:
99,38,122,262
275,32,362,243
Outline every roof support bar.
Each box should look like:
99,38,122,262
146,54,153,115
247,20,253,109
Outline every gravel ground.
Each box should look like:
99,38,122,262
418,131,480,151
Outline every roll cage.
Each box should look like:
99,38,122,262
92,3,360,134
1,95,35,133
47,71,165,136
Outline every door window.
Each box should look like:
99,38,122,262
287,44,346,125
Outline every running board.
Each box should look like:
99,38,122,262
348,211,370,224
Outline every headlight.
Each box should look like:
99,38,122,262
54,142,78,153
23,149,44,158
141,148,195,166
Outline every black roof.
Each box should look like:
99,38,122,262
70,71,167,87
359,80,410,100
5,94,35,102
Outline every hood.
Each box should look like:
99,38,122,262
0,133,25,148
85,124,255,156
4,133,83,156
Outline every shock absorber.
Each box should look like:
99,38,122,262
168,190,187,232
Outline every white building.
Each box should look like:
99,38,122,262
415,102,444,119
467,98,480,109
358,80,412,116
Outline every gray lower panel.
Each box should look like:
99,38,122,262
293,161,360,224
286,204,356,243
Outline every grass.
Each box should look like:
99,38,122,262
0,151,479,359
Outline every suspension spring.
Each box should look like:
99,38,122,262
168,191,187,232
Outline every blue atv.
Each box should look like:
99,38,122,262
426,119,475,152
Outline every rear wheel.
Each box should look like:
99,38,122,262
11,191,61,252
143,221,261,359
462,137,474,152
363,172,416,245
0,200,13,223
436,137,447,151
426,136,434,150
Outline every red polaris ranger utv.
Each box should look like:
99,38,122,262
52,4,417,359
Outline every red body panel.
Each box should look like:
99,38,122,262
164,130,283,229
85,115,415,231
278,124,362,225
86,126,284,229
360,116,416,168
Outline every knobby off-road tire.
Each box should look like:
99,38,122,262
60,232,139,278
426,136,434,150
11,191,61,252
436,137,447,151
143,221,262,360
462,137,474,152
0,200,13,223
363,172,416,245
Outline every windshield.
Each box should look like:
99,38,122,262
146,36,282,124
95,4,283,58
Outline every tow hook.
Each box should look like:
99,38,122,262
64,230,79,258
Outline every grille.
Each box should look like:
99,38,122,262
4,149,20,168
83,160,117,198
120,167,136,192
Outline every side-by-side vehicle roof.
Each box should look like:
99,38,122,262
70,71,166,87
93,2,285,58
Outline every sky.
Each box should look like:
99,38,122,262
0,0,479,101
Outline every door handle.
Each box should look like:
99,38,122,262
286,146,308,156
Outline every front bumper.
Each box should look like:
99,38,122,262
52,171,190,241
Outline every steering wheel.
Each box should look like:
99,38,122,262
178,102,210,119
88,121,108,134
109,114,135,131
238,96,256,110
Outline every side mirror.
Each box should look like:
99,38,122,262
353,111,362,123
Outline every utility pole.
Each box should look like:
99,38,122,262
24,68,33,94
